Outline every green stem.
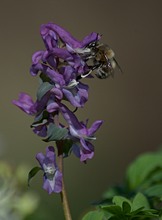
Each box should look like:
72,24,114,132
57,141,72,220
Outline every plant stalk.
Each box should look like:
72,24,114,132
57,141,72,220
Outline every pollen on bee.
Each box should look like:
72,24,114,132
107,49,115,59
111,60,116,69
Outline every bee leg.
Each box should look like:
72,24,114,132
80,68,93,78
84,54,95,60
80,64,102,78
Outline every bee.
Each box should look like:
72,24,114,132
82,42,122,79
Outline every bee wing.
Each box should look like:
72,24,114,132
113,58,123,74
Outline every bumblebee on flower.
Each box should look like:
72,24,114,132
13,22,121,196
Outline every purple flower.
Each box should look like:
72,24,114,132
40,22,101,50
12,93,37,115
35,66,89,109
30,47,89,79
31,112,55,137
61,66,89,107
33,124,47,137
71,120,103,161
36,146,62,194
38,22,100,77
30,49,72,76
60,104,103,162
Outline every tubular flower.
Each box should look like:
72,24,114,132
36,146,62,194
30,22,101,79
40,22,101,50
12,93,37,115
60,104,103,162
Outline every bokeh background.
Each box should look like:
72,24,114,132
0,0,162,219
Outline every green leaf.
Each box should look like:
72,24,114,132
147,168,162,184
112,196,132,208
82,210,105,220
144,184,162,197
139,168,162,189
101,205,123,215
101,205,131,219
122,201,131,214
126,152,162,190
130,207,144,216
129,208,159,219
43,124,68,142
28,167,42,186
132,193,150,211
133,209,159,218
37,82,54,101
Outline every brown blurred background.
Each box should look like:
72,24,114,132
0,0,162,219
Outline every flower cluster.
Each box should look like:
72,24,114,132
13,23,103,194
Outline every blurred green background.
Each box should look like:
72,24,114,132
0,0,162,219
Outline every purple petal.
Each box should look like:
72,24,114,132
88,120,103,136
44,54,57,69
41,23,101,49
30,63,43,76
40,24,58,50
80,139,94,162
82,32,101,47
62,89,81,108
47,101,59,113
43,170,62,194
50,88,63,100
59,104,82,130
62,82,88,107
32,51,44,64
12,93,36,115
36,146,55,167
33,125,47,137
45,68,65,85
72,56,87,74
62,66,75,83
36,152,45,166
53,170,62,193
43,177,53,194
48,48,73,60
46,146,56,165
41,23,81,49
80,150,94,162
72,144,81,158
